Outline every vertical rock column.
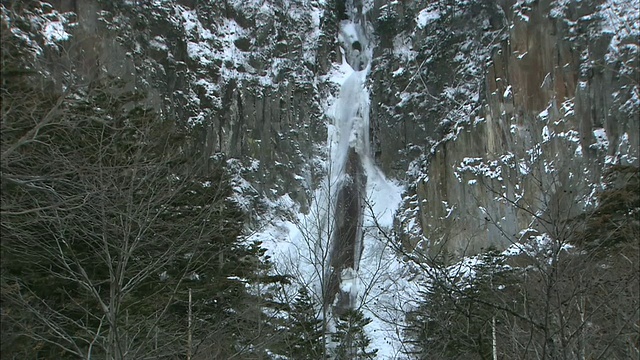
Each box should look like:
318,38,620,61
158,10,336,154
324,0,372,316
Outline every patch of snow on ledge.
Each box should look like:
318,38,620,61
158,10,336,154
416,8,440,29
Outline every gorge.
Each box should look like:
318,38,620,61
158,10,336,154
1,0,638,358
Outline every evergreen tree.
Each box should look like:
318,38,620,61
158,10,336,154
280,287,325,359
574,165,639,251
404,250,517,360
331,309,377,360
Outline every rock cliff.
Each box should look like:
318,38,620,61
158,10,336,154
369,0,638,259
4,0,638,259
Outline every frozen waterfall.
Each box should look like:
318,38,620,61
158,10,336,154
324,16,374,315
253,3,409,356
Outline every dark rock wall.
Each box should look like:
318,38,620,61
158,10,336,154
326,148,366,314
380,0,639,258
23,0,344,215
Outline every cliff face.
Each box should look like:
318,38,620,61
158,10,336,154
7,0,343,215
4,0,638,259
375,0,639,258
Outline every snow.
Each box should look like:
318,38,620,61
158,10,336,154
621,86,640,114
226,158,260,212
42,20,70,45
615,132,639,165
538,105,550,121
339,21,360,45
149,36,168,51
392,67,405,77
5,5,73,54
441,201,455,219
502,233,574,263
324,54,355,87
78,0,633,355
180,9,199,33
550,0,572,19
503,85,513,99
416,8,440,29
180,6,285,87
186,16,247,69
357,175,417,357
253,166,408,357
9,27,41,55
599,0,640,56
194,78,218,99
542,125,551,143
329,69,371,172
561,98,575,117
516,12,530,23
518,159,530,175
393,33,417,62
457,157,503,180
591,128,609,150
249,15,414,357
556,130,580,143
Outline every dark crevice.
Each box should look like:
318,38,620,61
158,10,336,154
325,149,366,315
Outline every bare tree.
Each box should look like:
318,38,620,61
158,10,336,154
370,149,639,359
0,67,266,359
271,156,342,358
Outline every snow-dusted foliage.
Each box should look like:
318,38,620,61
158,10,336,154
1,2,74,53
67,0,336,217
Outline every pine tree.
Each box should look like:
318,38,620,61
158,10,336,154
404,250,517,359
332,309,378,360
280,287,325,359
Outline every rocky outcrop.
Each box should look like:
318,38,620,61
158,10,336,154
326,148,366,314
370,0,503,178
